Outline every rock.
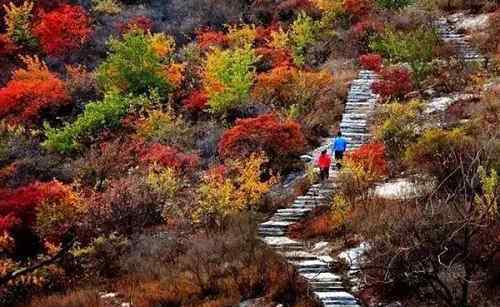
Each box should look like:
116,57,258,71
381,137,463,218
455,14,490,32
239,297,273,307
373,178,434,200
100,293,118,299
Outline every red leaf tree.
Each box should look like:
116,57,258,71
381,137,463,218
33,5,92,56
140,143,199,172
347,142,388,177
0,181,72,233
218,113,306,169
0,56,69,124
359,53,382,72
372,66,414,101
183,90,208,113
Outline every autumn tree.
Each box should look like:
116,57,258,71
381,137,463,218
203,45,257,115
43,91,157,153
0,56,69,124
3,1,36,47
218,113,306,171
97,30,174,97
193,153,275,229
33,5,92,56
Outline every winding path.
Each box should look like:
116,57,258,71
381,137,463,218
258,14,488,306
258,70,378,307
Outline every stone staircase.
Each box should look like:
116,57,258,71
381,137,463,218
435,16,486,63
258,70,378,307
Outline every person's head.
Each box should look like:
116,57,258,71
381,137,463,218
337,131,342,137
321,150,327,155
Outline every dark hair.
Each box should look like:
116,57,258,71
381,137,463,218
337,131,342,137
321,150,327,155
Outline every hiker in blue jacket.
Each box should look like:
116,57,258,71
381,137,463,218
331,132,348,170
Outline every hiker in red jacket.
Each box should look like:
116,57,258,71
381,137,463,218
317,150,332,181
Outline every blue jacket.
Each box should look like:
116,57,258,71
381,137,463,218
331,137,348,152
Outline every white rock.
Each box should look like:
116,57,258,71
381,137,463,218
455,14,490,32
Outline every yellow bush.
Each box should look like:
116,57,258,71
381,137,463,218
193,153,275,227
3,1,35,46
91,0,122,15
226,24,256,48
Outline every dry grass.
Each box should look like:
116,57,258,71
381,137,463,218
28,289,102,307
26,214,319,307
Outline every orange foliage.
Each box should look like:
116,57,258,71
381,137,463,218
0,181,75,233
218,113,306,160
140,143,199,172
183,90,208,112
0,34,17,56
256,47,293,68
346,143,388,177
343,0,374,18
196,29,228,49
33,5,92,56
0,56,69,124
165,63,186,88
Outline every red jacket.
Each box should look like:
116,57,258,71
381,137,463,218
317,154,331,169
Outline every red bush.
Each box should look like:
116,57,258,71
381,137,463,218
218,113,306,161
119,16,154,34
196,29,228,49
347,143,388,177
0,34,17,56
256,47,293,68
372,66,414,100
359,53,382,71
0,58,69,123
183,90,208,112
0,181,71,233
140,143,199,172
33,5,92,56
344,0,374,18
352,19,383,37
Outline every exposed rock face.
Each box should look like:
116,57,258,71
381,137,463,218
449,13,490,32
258,70,378,307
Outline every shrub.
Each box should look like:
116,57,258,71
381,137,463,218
0,56,69,124
347,143,388,178
226,24,257,48
97,30,173,97
34,186,86,244
344,0,374,18
146,166,182,201
0,34,17,55
91,0,122,15
74,139,142,190
252,65,336,116
119,16,153,34
196,29,228,49
369,27,439,83
3,1,36,47
139,143,199,172
0,180,80,251
375,100,423,160
136,110,194,148
183,90,208,112
376,0,414,9
404,128,477,188
84,175,164,236
372,66,413,100
203,45,257,114
33,5,92,56
289,12,319,66
358,53,383,71
218,113,306,170
193,153,274,227
43,91,156,153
